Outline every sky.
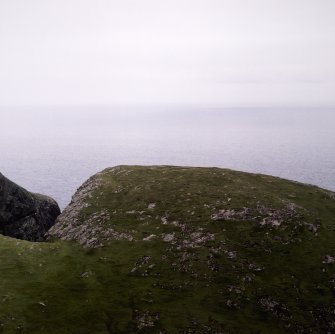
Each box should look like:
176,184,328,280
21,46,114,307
0,0,335,107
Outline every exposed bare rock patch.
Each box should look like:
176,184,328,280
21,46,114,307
323,255,335,264
46,168,133,247
211,207,252,221
211,203,306,230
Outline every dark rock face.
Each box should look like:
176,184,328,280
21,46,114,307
0,173,60,241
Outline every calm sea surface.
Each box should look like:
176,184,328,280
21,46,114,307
1,107,334,209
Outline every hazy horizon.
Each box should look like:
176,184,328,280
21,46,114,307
1,107,334,209
1,1,335,206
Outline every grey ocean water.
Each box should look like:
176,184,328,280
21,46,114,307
1,107,334,209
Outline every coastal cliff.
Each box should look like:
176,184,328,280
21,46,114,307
0,173,60,241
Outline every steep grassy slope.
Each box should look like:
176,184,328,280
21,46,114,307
1,166,335,333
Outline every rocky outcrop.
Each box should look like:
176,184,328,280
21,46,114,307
0,173,60,241
46,168,134,247
46,170,103,246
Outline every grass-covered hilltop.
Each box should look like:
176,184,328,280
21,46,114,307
1,166,335,333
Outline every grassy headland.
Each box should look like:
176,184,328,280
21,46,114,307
1,166,335,333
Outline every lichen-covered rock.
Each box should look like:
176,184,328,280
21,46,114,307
0,173,60,241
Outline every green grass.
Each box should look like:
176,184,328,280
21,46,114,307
0,166,334,333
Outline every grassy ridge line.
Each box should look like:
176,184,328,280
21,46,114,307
1,165,335,333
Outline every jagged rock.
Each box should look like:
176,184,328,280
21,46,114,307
0,173,60,241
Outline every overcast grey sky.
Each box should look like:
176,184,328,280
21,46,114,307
0,0,334,107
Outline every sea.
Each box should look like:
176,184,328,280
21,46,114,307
1,107,334,210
